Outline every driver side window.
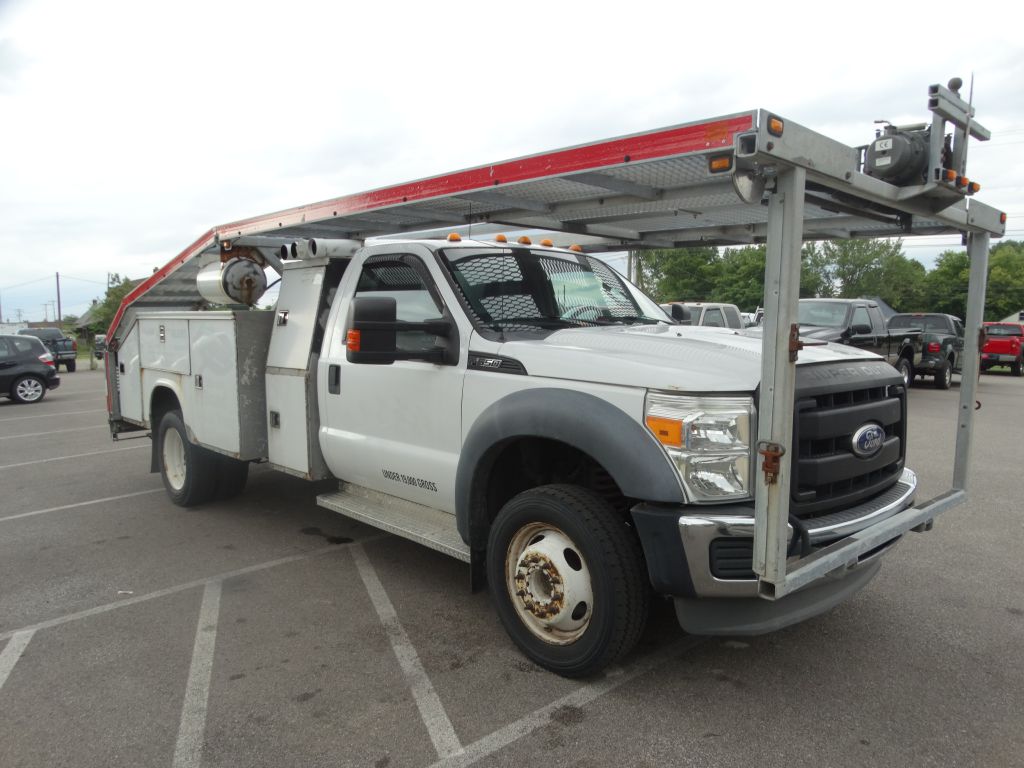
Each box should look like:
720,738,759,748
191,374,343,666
353,256,444,352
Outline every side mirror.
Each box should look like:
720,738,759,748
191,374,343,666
669,304,691,325
346,296,456,365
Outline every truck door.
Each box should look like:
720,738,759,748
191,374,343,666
848,305,883,356
318,246,467,513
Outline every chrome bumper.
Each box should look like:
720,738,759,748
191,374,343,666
678,468,917,598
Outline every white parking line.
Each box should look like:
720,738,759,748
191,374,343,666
0,630,35,691
0,488,164,524
0,425,107,441
0,444,147,470
351,544,463,760
428,637,705,768
172,582,222,768
0,408,106,423
0,540,382,644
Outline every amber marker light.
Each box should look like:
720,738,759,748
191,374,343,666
646,416,682,448
956,176,970,188
569,244,583,252
968,182,981,194
943,169,957,182
517,236,532,245
540,238,553,247
447,232,462,242
495,234,508,243
346,329,361,352
709,154,733,173
767,116,784,137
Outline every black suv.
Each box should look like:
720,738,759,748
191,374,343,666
0,334,62,403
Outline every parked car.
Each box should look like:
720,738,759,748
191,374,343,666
980,322,1024,376
94,334,107,360
17,327,78,372
888,313,965,389
659,301,744,329
797,298,924,386
0,333,61,403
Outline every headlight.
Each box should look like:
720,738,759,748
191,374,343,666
645,393,754,502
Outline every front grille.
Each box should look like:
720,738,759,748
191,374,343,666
790,364,906,518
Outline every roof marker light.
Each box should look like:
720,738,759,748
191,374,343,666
569,244,583,253
942,169,957,182
956,176,969,189
517,236,532,245
447,232,462,242
767,116,784,137
495,234,508,243
540,238,553,247
968,181,981,194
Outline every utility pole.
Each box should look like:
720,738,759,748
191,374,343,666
56,272,62,326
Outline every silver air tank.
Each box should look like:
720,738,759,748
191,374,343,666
196,257,268,306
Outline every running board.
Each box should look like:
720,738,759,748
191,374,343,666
317,483,470,562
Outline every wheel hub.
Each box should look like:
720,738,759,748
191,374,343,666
507,525,594,644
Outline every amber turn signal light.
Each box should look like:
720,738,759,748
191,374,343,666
645,416,682,448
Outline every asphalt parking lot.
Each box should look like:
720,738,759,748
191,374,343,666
1,367,1022,768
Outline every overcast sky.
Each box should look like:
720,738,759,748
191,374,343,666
1,0,1022,323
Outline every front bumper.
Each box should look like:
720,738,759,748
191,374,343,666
631,468,917,633
982,353,1017,364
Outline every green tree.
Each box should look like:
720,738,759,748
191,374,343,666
800,242,835,298
985,240,1024,320
636,247,719,302
923,250,969,318
824,238,903,298
90,274,138,334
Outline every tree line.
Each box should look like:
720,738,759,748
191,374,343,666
633,239,1024,322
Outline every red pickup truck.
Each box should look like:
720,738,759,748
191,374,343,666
980,322,1024,376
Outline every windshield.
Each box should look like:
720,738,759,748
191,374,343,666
986,324,1023,337
798,301,849,328
441,248,669,333
890,315,950,333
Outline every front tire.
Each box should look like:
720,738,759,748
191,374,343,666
486,484,649,678
11,376,46,404
158,410,218,506
895,357,913,388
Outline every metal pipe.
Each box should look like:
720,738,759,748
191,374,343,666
953,231,991,491
308,238,362,258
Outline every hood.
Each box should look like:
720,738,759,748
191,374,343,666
496,324,883,392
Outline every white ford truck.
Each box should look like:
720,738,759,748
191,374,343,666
107,83,1003,676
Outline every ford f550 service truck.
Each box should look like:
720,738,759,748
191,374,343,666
106,79,1004,676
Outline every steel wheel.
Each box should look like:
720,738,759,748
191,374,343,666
12,376,45,404
157,409,218,506
162,425,187,492
487,484,649,677
505,522,594,645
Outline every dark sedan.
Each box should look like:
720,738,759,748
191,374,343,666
0,334,62,403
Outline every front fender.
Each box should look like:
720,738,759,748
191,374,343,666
455,388,684,544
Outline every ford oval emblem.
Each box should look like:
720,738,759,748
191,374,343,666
851,423,885,458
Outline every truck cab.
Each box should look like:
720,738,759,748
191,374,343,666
797,299,923,386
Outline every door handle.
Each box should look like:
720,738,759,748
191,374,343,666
328,364,340,394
